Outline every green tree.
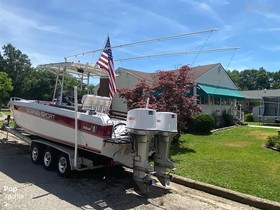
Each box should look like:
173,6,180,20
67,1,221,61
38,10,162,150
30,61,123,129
22,68,82,101
87,84,96,94
63,74,82,96
271,70,280,89
256,67,270,90
0,43,83,101
227,67,280,90
0,72,13,106
0,43,32,97
227,70,241,89
20,68,57,100
239,69,258,90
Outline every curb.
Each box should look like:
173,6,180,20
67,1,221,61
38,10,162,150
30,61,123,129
211,125,238,133
248,125,280,130
172,174,280,210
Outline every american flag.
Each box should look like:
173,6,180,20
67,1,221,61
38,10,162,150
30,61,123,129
96,36,117,98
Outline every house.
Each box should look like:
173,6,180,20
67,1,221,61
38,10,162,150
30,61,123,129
240,89,280,122
97,63,244,118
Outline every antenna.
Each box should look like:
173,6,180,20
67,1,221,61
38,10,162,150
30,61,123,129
114,47,240,62
65,28,219,60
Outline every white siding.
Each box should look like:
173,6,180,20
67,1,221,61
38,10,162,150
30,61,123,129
196,64,237,89
112,65,239,114
112,69,144,112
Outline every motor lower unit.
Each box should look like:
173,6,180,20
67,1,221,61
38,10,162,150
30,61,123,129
126,108,177,193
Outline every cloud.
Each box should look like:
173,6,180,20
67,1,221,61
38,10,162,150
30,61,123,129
267,28,280,32
258,12,280,22
254,27,280,33
109,0,190,37
180,0,224,23
0,2,65,36
260,45,280,52
27,52,60,67
94,0,193,58
198,2,224,22
205,0,229,6
246,1,280,22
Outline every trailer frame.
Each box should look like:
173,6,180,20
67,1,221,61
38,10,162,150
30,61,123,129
1,123,106,177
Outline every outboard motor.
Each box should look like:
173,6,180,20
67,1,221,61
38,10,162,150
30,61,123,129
126,108,157,193
154,112,177,186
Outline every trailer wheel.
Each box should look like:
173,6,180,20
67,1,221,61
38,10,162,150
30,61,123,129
30,143,42,164
57,153,71,177
43,148,56,170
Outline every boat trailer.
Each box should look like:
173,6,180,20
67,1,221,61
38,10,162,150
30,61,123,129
1,109,177,194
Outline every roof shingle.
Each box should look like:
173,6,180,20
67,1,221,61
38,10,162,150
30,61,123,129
240,89,280,99
116,63,219,83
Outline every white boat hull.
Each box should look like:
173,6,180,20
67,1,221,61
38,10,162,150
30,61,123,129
9,100,113,154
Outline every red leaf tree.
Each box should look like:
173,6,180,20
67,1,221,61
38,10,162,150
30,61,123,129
118,65,201,135
118,80,157,109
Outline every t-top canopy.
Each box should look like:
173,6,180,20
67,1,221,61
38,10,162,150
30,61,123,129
38,62,108,77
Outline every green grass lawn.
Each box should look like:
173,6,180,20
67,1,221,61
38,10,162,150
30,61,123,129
170,126,280,202
1,110,11,116
0,110,12,127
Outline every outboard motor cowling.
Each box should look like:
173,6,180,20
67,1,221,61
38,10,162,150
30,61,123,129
126,108,157,193
154,112,177,186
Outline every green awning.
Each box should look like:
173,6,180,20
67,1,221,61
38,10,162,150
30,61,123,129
198,84,244,99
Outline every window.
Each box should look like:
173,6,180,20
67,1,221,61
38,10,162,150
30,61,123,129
223,98,231,105
198,96,208,104
214,97,220,105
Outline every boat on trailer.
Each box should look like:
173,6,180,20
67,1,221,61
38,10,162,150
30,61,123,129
7,61,177,193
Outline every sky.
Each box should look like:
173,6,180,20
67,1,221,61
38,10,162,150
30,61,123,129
1,0,280,74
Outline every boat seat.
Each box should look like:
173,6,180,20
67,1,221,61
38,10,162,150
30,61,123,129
81,94,112,114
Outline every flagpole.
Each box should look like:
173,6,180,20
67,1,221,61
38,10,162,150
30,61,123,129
98,34,110,60
97,34,110,78
96,35,117,98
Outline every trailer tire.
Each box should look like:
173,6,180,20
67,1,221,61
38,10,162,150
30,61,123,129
30,143,42,164
57,153,71,177
43,147,56,170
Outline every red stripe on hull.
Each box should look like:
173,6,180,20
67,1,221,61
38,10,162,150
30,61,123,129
15,119,102,153
13,105,113,139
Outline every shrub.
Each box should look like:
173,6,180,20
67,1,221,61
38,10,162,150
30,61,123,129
275,142,280,150
212,112,223,128
266,136,277,147
193,113,215,134
222,111,234,126
245,113,254,122
266,133,280,150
